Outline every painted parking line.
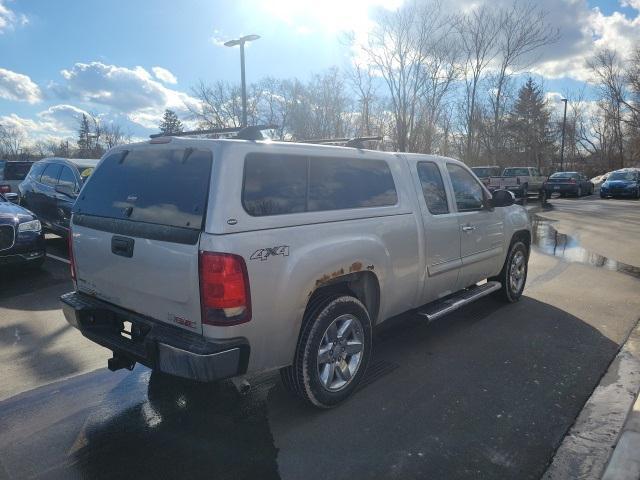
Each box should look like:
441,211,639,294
46,253,70,265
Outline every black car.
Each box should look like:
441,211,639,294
0,192,46,268
544,171,594,197
19,157,98,237
600,169,640,199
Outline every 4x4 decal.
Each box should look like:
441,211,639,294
250,245,290,261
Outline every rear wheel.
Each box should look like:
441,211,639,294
491,240,528,303
280,295,372,408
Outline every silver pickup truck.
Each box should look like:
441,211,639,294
60,133,531,408
488,167,547,199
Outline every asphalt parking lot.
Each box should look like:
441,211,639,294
0,194,639,480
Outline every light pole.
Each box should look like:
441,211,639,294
224,34,260,128
559,98,568,171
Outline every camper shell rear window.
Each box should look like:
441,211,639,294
74,148,212,230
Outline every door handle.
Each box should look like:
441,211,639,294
462,225,476,232
111,235,135,258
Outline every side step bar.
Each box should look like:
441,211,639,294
417,281,502,322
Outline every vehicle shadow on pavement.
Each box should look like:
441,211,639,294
0,296,621,480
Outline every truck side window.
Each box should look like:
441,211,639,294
417,162,449,215
243,153,397,216
308,156,397,211
243,153,307,216
446,164,484,211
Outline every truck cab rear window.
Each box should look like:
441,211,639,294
243,153,397,216
73,148,212,230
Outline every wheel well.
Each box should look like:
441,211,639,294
512,229,531,254
305,271,381,325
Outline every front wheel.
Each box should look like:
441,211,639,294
281,295,372,408
491,241,528,303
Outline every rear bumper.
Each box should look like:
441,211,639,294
545,184,579,194
60,291,250,382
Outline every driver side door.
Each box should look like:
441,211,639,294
445,163,505,288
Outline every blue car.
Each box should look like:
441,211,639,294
600,169,640,199
0,192,46,268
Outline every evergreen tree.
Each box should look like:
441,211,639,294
159,109,183,135
77,114,92,157
507,78,555,170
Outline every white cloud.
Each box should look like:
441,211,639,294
52,61,197,128
0,67,42,103
37,104,91,133
152,66,178,84
0,0,27,34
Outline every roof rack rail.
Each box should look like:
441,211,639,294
300,136,382,149
149,124,277,140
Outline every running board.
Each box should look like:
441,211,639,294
417,281,502,322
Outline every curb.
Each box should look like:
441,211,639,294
602,393,640,480
543,321,640,480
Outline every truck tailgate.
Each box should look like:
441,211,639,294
73,222,203,333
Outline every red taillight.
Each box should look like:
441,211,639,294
0,185,11,193
199,252,251,326
569,178,576,183
68,229,76,285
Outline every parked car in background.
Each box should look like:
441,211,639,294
60,133,531,408
0,192,45,268
0,160,35,200
488,167,546,199
19,157,99,237
544,171,594,197
599,168,640,199
471,166,502,187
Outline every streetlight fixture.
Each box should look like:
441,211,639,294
559,98,568,171
224,34,261,128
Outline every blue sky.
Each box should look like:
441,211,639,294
0,0,639,143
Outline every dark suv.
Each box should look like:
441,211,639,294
19,157,98,236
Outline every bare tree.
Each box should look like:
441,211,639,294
456,6,500,164
103,123,131,149
362,1,445,152
484,1,559,163
588,50,626,168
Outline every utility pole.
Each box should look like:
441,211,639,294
559,98,568,171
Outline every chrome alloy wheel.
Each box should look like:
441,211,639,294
316,314,364,392
509,250,526,294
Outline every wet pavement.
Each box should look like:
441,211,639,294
531,214,640,280
1,198,640,479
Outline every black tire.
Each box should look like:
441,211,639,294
280,295,372,408
490,240,528,303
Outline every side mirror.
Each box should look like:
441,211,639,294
490,189,516,208
4,192,19,203
55,184,77,198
